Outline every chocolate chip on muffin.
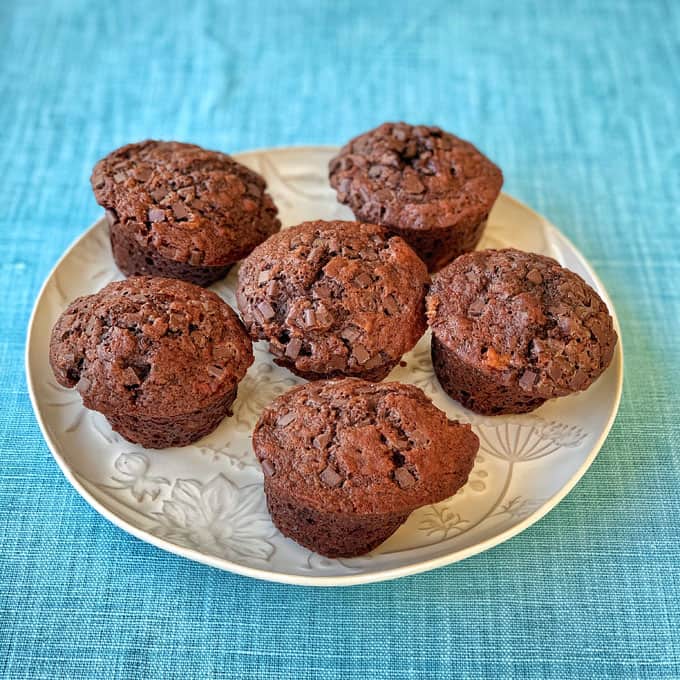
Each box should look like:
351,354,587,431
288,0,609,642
329,122,503,271
236,220,429,381
253,378,479,557
427,248,618,415
91,141,281,286
49,276,254,448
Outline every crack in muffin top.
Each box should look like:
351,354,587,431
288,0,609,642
49,277,253,417
253,379,479,515
236,220,429,376
91,141,280,266
329,122,503,233
427,249,617,398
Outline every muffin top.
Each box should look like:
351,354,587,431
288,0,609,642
236,220,429,377
329,122,503,233
253,379,479,515
91,141,280,266
427,249,617,398
49,277,253,417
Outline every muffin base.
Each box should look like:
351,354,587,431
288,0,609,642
103,386,238,448
272,357,396,383
431,336,546,415
265,485,410,558
387,218,488,272
110,222,231,287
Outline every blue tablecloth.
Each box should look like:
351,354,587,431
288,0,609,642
1,1,678,677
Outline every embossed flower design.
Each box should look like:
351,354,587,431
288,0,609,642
476,419,586,462
109,452,169,501
419,503,470,538
232,363,298,430
490,495,545,521
152,475,276,561
407,343,440,395
533,419,587,448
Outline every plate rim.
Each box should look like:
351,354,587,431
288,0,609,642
25,145,624,587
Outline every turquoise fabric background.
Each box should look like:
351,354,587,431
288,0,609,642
1,1,678,677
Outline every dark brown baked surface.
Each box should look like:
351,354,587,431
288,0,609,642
49,276,253,447
253,379,479,515
329,123,503,270
236,220,429,381
427,248,617,414
253,378,478,556
108,210,232,286
91,141,280,281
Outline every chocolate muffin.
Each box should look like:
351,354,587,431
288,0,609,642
427,249,618,415
253,378,479,557
91,141,281,286
49,277,253,448
236,220,429,381
329,122,503,271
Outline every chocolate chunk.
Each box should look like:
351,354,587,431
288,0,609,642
285,337,302,359
246,182,262,197
191,198,206,210
269,342,284,357
394,467,416,489
354,273,372,288
189,250,203,266
368,165,382,179
150,188,167,202
207,364,226,380
122,367,140,386
526,268,543,284
383,294,399,315
148,208,165,223
359,248,378,261
393,127,407,142
177,186,194,199
277,412,296,427
374,188,392,202
519,371,537,390
172,202,190,220
92,171,105,189
340,327,360,342
169,312,183,330
315,304,333,326
257,300,276,320
468,299,486,316
313,431,331,449
363,354,384,370
266,280,280,297
353,344,371,364
327,355,346,370
402,174,425,194
549,363,563,381
133,165,152,182
320,466,343,488
314,283,332,299
261,459,276,477
258,270,272,285
302,308,316,327
113,171,127,183
559,316,577,334
213,344,234,361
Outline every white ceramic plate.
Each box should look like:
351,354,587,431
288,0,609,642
26,146,623,586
